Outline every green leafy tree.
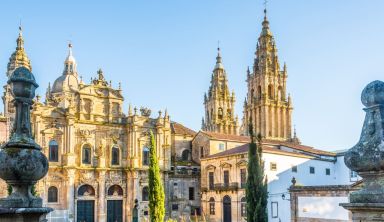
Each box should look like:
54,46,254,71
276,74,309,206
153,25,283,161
8,184,38,196
246,122,268,222
148,130,165,222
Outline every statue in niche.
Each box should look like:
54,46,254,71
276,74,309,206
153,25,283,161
96,138,106,157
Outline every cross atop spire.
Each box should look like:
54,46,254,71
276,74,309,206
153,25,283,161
263,0,268,17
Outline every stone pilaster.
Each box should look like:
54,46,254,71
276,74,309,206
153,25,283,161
66,169,76,222
98,171,107,222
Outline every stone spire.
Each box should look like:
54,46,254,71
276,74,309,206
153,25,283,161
242,8,293,141
6,26,32,77
202,47,239,135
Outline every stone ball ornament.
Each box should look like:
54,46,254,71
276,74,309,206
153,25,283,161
344,80,384,203
361,80,384,107
0,67,49,208
8,66,38,99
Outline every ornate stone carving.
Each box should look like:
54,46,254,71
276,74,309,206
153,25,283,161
80,170,94,184
344,81,384,204
0,67,50,209
140,107,151,117
96,138,106,157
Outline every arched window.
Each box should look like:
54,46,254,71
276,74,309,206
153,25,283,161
209,197,215,215
268,85,273,100
78,184,95,196
107,185,123,196
111,146,119,165
241,197,246,217
82,144,92,164
257,85,262,99
49,140,59,162
142,186,149,201
143,147,150,166
218,108,223,119
48,186,58,203
181,149,190,161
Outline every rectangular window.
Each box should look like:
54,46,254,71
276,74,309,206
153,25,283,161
240,169,247,188
241,200,246,217
270,162,277,171
209,172,214,190
200,147,204,158
189,187,194,200
219,143,225,151
172,204,179,211
271,202,278,218
310,166,315,174
223,170,229,187
326,168,331,175
291,165,297,173
350,170,358,181
209,202,215,215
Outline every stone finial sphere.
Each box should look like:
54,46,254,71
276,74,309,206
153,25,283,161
361,80,384,107
7,67,38,99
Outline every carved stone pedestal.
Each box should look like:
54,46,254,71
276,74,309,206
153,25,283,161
340,203,384,222
0,207,53,222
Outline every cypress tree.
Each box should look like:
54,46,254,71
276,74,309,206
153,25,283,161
246,122,268,222
148,130,165,222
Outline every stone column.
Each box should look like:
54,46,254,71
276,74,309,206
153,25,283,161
66,169,76,222
98,171,107,222
340,81,384,221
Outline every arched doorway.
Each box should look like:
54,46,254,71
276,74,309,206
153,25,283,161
77,184,95,222
223,195,232,222
107,185,123,222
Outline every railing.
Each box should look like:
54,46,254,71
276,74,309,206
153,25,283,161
213,182,239,191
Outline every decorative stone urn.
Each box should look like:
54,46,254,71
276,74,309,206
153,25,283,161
0,66,51,214
341,80,384,221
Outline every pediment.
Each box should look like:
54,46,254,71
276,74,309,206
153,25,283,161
41,127,64,135
220,162,232,168
205,164,216,170
236,160,248,167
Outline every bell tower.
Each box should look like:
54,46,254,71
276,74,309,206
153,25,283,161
202,47,239,135
2,26,32,136
243,9,293,141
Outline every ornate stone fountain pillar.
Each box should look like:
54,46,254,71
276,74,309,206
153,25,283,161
341,80,384,221
0,67,52,221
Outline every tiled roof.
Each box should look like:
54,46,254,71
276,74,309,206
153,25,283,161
263,139,336,156
205,143,309,159
171,122,196,136
204,140,337,159
200,131,250,142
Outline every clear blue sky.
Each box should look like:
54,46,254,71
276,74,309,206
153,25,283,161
0,1,383,151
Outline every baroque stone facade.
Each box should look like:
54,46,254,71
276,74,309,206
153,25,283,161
0,28,200,222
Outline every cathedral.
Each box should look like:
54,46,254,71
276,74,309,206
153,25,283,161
1,27,200,222
0,7,355,222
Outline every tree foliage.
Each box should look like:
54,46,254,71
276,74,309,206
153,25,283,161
246,122,268,222
148,130,165,222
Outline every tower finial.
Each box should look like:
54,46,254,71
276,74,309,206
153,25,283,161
216,42,222,65
16,25,24,50
263,0,268,19
68,41,73,56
